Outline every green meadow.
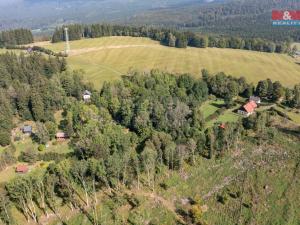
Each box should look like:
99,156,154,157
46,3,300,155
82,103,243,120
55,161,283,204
37,37,300,89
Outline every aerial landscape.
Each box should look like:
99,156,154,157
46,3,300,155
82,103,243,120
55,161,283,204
0,0,299,225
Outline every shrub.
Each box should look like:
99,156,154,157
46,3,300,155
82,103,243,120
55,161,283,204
190,205,203,223
38,152,66,162
18,150,38,164
216,194,228,204
38,144,46,152
0,131,11,147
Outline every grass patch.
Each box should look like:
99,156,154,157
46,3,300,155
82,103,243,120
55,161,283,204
201,99,225,119
274,106,300,124
34,37,300,89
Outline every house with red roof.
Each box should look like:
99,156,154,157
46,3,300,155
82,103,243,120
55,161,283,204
56,132,69,141
238,100,257,117
219,123,226,129
16,165,29,174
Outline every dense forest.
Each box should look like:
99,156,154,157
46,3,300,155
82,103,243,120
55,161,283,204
130,0,300,42
0,52,90,147
52,24,291,54
0,49,299,223
0,29,33,47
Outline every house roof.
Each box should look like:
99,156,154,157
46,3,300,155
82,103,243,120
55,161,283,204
83,90,91,95
16,165,29,173
219,124,226,129
56,132,68,138
243,101,257,113
23,125,32,132
250,96,261,101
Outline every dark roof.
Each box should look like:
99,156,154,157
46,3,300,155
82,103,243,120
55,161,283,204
250,96,261,101
83,90,91,95
23,125,32,133
16,165,29,173
243,101,257,113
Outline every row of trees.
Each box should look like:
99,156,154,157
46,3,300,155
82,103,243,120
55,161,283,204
51,24,290,53
0,29,33,47
203,70,300,108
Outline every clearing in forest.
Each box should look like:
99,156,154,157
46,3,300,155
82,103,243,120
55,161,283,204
36,37,300,89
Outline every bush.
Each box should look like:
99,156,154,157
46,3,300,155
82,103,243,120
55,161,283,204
190,205,203,223
38,152,67,162
14,136,22,142
216,194,228,204
38,144,46,152
0,131,11,147
18,150,38,164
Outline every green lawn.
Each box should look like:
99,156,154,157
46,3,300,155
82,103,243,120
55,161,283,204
275,106,300,124
201,99,240,127
201,99,225,119
35,37,300,89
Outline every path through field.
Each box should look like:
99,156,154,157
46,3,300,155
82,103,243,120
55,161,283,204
67,44,159,56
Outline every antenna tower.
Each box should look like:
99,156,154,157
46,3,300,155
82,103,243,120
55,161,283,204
64,27,70,54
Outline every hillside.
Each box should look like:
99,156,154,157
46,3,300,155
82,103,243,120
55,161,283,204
1,39,300,225
37,36,300,88
129,0,300,41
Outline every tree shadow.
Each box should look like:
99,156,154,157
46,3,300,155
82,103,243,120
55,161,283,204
211,103,225,108
278,128,300,140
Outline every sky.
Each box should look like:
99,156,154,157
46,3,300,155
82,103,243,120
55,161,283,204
0,0,23,6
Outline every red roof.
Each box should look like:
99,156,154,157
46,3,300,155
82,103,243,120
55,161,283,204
219,124,226,129
243,101,257,113
16,165,29,173
56,132,68,139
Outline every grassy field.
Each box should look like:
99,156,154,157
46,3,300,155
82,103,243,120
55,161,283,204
0,49,22,54
200,100,225,119
37,37,300,89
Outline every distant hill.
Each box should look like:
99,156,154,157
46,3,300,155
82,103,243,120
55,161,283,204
0,0,212,31
129,0,300,41
0,0,299,42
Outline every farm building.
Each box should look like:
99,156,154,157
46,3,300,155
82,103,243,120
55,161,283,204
56,132,69,141
16,165,29,174
238,100,257,117
83,90,92,102
249,96,261,104
22,125,32,134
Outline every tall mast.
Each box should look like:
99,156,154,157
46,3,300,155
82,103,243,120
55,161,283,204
64,27,70,54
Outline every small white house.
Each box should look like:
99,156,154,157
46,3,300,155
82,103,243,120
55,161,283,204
83,90,91,102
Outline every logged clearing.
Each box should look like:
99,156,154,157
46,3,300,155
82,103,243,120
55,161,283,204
37,37,300,88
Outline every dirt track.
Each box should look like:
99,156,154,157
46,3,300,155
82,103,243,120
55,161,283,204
66,44,158,56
